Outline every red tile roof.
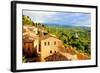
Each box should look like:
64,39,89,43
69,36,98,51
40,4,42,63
45,52,68,61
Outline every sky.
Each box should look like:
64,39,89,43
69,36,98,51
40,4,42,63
23,10,91,27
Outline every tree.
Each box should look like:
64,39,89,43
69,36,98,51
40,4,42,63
23,15,33,25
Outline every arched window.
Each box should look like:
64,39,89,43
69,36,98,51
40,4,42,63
48,42,50,45
44,42,46,46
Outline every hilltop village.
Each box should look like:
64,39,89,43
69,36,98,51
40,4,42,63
22,15,90,63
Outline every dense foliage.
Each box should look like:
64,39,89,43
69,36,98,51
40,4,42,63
45,25,91,55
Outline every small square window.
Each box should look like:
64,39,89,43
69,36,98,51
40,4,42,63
50,50,52,53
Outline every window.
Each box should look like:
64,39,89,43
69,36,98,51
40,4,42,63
44,32,48,35
54,41,56,45
50,50,52,53
48,42,49,45
55,51,56,53
44,42,46,46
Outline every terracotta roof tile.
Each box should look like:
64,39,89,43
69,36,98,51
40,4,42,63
45,52,68,61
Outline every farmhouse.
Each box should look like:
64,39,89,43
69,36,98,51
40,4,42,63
40,36,63,61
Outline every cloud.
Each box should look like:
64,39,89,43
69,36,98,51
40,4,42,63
23,10,91,27
23,10,56,23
